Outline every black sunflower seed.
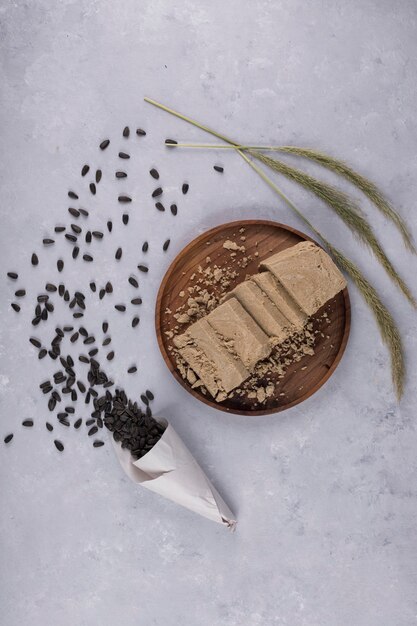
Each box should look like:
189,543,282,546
163,239,170,251
132,317,140,328
54,440,64,451
70,332,79,343
72,246,79,259
79,355,89,363
68,208,80,218
102,337,111,346
107,220,113,232
68,191,78,199
105,282,113,293
38,349,47,359
114,304,126,312
128,276,138,288
93,440,104,447
119,152,130,159
99,289,105,300
58,284,65,296
214,165,224,172
90,282,96,292
89,183,96,195
123,126,130,137
71,224,82,234
131,297,142,305
122,214,129,225
95,169,102,183
150,168,159,179
128,366,137,374
88,426,98,436
100,139,110,150
22,419,34,427
165,138,177,145
155,202,165,211
152,187,163,198
115,248,122,260
88,348,98,356
45,283,57,292
65,234,77,242
7,272,18,279
29,337,41,348
43,238,54,245
83,254,93,262
57,259,64,272
79,208,89,217
182,183,189,194
15,289,26,297
31,253,39,266
146,390,154,401
137,265,148,273
55,226,66,233
106,351,115,361
102,321,108,333
92,231,103,239
170,204,178,216
4,433,13,444
46,422,53,432
118,195,131,203
81,164,90,176
115,171,127,178
74,418,82,429
142,241,148,252
85,231,92,243
140,394,149,405
136,128,146,136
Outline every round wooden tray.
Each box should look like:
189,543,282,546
155,220,350,415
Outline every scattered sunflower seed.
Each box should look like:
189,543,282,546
163,239,170,252
81,164,90,176
182,183,189,194
54,440,64,451
100,139,110,150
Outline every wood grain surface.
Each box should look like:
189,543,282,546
155,220,351,415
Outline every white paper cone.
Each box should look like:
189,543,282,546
111,419,236,530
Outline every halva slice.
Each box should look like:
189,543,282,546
252,271,307,330
174,318,249,395
206,297,271,370
223,281,292,342
260,241,346,316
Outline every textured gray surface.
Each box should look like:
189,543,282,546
1,1,417,625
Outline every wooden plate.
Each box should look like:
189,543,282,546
155,220,350,415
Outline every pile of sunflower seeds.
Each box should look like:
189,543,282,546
3,125,198,456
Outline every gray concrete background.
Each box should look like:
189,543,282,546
1,1,417,624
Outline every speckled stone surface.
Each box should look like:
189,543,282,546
1,2,417,625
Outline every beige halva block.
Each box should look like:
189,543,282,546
174,318,249,395
206,297,271,370
177,344,220,398
252,271,307,330
223,280,292,342
260,241,346,316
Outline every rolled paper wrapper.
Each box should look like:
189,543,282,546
111,418,237,530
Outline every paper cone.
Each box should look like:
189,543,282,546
111,419,236,530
